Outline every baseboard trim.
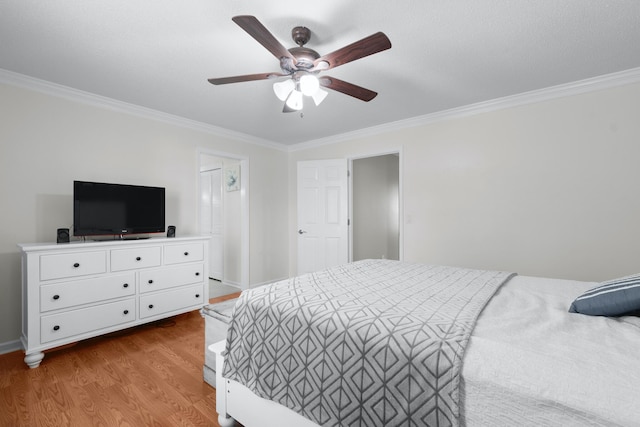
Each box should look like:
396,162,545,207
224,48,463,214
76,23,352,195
249,277,288,289
220,281,242,289
0,339,23,355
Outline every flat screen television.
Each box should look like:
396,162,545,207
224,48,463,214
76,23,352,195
73,180,165,237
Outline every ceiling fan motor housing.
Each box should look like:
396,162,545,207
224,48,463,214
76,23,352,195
287,26,319,70
288,47,319,70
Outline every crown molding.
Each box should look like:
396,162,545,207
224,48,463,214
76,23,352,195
288,67,640,152
0,68,287,152
3,67,640,154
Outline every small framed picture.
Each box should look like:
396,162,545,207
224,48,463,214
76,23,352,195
225,164,240,192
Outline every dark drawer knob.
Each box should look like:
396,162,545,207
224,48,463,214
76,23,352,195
148,279,153,284
53,295,60,300
148,304,154,309
195,272,200,276
53,325,60,331
123,283,129,288
124,310,129,315
73,263,80,268
136,257,141,261
195,294,200,298
184,251,189,256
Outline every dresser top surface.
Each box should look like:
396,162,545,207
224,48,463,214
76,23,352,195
18,235,211,253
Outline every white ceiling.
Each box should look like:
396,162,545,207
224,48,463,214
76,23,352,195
2,1,640,147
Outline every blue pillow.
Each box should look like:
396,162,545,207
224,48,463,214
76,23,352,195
569,274,640,316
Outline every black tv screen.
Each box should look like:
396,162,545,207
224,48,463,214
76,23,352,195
73,181,165,237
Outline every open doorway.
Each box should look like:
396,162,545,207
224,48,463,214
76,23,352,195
198,150,249,298
350,153,401,261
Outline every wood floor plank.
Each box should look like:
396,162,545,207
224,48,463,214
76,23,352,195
0,293,242,427
104,383,161,426
71,381,120,427
168,400,216,427
0,386,24,425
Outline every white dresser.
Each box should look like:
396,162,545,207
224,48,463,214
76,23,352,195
18,235,210,368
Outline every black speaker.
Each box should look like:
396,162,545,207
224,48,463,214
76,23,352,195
167,225,176,238
57,228,70,244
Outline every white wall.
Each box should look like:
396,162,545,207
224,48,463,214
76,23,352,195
289,82,640,282
0,81,289,347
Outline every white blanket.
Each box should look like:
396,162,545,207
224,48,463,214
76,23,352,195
461,275,640,426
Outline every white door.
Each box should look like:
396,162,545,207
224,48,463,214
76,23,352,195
200,169,223,280
297,159,349,274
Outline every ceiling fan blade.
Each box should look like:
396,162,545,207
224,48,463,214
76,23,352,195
208,72,285,85
232,15,297,64
313,32,391,70
319,76,378,102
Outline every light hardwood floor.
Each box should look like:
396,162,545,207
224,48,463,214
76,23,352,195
0,293,241,427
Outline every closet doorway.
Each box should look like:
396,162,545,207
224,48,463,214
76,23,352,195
198,151,249,295
350,153,401,262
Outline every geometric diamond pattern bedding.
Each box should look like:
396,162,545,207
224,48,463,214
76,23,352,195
223,260,515,427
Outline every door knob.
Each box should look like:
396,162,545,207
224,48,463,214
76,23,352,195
298,229,307,234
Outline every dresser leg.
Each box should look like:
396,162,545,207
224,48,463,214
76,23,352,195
24,351,45,369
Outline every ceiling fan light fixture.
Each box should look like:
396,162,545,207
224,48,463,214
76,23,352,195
273,79,295,101
299,74,320,96
311,88,328,106
285,89,304,111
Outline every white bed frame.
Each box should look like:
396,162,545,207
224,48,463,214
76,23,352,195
211,341,319,427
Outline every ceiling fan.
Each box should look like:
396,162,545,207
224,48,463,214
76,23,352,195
208,15,392,112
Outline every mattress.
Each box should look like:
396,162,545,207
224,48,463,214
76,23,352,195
461,275,640,426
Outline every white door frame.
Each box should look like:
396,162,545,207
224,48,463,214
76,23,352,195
197,148,250,290
348,149,403,262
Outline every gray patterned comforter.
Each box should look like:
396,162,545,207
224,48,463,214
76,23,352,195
222,259,515,426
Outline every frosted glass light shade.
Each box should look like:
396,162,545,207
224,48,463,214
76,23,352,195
311,88,328,106
273,79,295,101
285,89,303,110
299,74,320,96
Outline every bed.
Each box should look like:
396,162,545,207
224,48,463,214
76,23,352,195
211,259,640,427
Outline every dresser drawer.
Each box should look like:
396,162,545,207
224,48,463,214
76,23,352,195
41,299,136,343
111,246,161,271
40,273,135,312
139,263,204,293
139,284,204,319
40,251,107,281
164,242,204,265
